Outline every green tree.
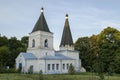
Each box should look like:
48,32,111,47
0,36,8,47
21,36,28,48
98,27,120,73
74,37,96,71
113,48,120,73
74,26,120,74
0,35,29,69
8,37,22,67
0,46,10,67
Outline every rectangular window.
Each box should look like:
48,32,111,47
56,64,59,70
63,64,65,70
48,64,50,70
52,64,55,70
67,64,69,69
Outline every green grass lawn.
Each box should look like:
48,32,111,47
0,73,120,80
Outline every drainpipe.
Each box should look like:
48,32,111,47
60,59,62,73
45,59,46,73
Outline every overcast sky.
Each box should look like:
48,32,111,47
0,0,120,50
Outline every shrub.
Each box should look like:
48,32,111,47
68,64,75,75
0,67,17,73
28,66,33,74
17,67,22,73
39,70,43,80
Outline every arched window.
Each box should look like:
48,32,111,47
44,39,48,47
32,39,35,47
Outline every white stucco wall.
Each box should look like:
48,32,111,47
27,30,55,58
16,53,26,72
44,59,74,74
27,48,55,58
56,50,81,71
60,45,74,50
28,31,53,49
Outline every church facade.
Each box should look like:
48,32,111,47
16,8,86,74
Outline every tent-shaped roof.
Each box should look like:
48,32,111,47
32,7,50,33
60,14,73,47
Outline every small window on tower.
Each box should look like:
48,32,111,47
44,39,48,47
32,39,35,47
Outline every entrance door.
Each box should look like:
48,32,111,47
19,63,22,72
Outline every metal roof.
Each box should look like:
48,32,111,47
20,52,75,60
21,52,37,60
40,53,74,60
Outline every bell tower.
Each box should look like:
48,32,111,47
60,14,74,50
27,7,54,58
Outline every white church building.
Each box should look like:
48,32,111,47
16,8,86,74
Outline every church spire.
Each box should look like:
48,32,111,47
60,14,74,50
32,7,50,33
